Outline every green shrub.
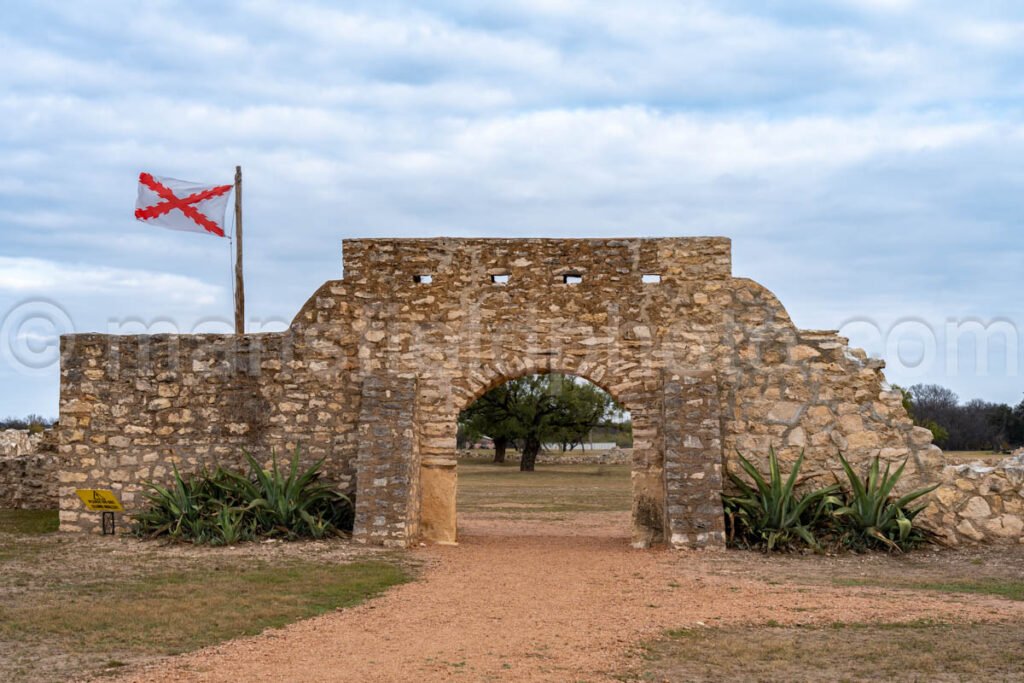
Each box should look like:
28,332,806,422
832,453,938,552
134,449,354,545
722,448,841,552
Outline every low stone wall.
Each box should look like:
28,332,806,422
0,429,40,457
458,447,633,466
0,430,59,510
926,452,1024,544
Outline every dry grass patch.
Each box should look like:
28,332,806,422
630,621,1024,682
0,519,410,683
457,460,631,515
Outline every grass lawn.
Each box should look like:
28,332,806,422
629,622,1024,682
0,512,410,683
0,509,59,535
457,460,631,514
833,576,1024,601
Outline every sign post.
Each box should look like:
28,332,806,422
76,489,124,535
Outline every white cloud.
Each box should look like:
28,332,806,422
0,257,222,306
840,0,916,12
952,20,1024,49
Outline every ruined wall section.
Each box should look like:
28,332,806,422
332,238,941,473
58,235,1011,546
56,331,362,532
713,280,942,492
0,429,59,510
326,237,965,544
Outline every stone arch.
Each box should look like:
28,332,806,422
416,359,668,547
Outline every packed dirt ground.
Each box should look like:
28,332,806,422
112,513,1024,682
1,460,1022,682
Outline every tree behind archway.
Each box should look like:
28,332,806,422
459,374,617,471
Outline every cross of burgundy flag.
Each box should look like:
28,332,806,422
134,172,233,238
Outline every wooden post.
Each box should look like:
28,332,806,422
233,166,244,335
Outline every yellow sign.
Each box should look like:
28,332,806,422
76,489,124,512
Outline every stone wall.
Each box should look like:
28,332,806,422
0,429,39,457
57,236,1022,547
0,429,59,509
57,333,362,533
923,453,1024,544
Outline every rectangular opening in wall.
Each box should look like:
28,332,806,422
642,274,662,284
413,274,433,284
563,273,582,284
491,274,510,284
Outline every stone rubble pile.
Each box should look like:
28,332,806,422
928,453,1024,544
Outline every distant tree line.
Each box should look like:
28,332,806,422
898,384,1024,452
0,415,56,434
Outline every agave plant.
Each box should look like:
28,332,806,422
134,465,211,541
211,503,250,545
722,447,841,551
242,449,353,539
833,452,938,551
132,448,354,544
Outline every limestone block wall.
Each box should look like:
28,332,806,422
0,430,58,510
0,429,40,457
57,235,1023,547
0,455,58,510
662,371,725,547
57,333,362,533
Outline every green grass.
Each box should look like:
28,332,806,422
0,555,409,682
833,576,1024,601
457,461,631,514
0,509,59,535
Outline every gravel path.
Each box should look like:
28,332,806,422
116,513,1024,682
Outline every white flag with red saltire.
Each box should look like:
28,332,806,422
134,172,232,238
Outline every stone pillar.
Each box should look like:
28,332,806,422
419,457,457,544
352,372,419,547
662,371,726,548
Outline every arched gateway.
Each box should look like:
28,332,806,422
58,237,941,548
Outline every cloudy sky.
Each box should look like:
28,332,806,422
1,0,1022,417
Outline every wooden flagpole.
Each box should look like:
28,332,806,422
233,166,245,335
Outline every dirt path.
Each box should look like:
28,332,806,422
116,513,1024,682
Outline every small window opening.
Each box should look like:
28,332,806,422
563,273,583,284
413,274,433,284
491,274,510,284
642,274,662,284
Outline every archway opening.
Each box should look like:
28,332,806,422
453,373,635,542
